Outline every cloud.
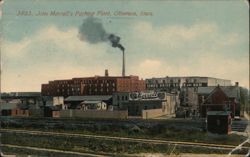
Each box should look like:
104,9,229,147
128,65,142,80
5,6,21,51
3,26,108,60
130,21,241,56
132,59,163,78
2,21,248,91
2,25,121,92
132,22,218,48
134,54,248,88
127,21,248,88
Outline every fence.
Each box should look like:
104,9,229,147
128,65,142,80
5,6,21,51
142,109,166,119
59,110,128,119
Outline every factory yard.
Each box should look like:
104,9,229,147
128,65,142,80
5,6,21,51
1,117,249,156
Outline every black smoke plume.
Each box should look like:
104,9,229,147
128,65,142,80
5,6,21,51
79,17,125,52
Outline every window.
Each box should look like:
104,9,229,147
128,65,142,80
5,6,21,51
194,79,197,83
170,79,173,83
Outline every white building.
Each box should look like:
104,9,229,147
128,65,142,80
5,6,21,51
146,76,231,92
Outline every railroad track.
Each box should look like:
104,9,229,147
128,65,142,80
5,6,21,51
1,128,248,151
1,144,109,157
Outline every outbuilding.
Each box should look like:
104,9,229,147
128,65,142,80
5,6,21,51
207,111,232,134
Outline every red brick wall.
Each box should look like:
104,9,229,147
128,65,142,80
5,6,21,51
52,111,60,118
42,76,145,97
211,89,228,104
11,109,29,117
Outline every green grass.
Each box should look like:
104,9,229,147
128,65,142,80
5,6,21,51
3,124,246,147
1,116,248,153
2,132,241,155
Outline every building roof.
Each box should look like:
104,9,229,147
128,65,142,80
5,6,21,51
129,99,166,102
46,105,61,111
42,96,63,101
198,86,239,98
1,92,41,98
0,103,18,110
201,104,226,106
197,87,216,94
65,95,112,101
207,111,231,116
221,86,240,98
146,76,231,81
82,100,102,104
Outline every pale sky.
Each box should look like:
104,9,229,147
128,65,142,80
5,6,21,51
1,0,249,92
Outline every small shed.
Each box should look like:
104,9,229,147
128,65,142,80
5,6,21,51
64,95,112,109
207,111,232,134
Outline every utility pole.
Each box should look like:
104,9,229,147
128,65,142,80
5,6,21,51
0,16,2,157
0,21,2,157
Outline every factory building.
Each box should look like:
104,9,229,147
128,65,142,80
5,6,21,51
145,76,231,92
41,70,145,97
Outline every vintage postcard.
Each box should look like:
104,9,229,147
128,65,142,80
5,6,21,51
0,0,249,156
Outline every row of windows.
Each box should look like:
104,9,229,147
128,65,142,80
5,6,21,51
183,83,207,87
57,84,80,88
146,82,208,88
82,80,115,84
56,88,80,92
117,95,128,101
87,83,116,87
147,78,207,84
50,79,117,86
147,79,181,84
147,83,180,88
89,88,115,92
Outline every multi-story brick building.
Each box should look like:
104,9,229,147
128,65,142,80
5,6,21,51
41,71,145,97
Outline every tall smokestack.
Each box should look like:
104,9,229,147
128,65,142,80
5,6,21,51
105,69,109,77
78,17,126,77
122,50,125,77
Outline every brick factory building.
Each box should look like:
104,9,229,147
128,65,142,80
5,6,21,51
41,70,145,97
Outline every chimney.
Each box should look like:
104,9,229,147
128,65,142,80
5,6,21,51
105,69,109,77
122,50,125,77
235,82,239,86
